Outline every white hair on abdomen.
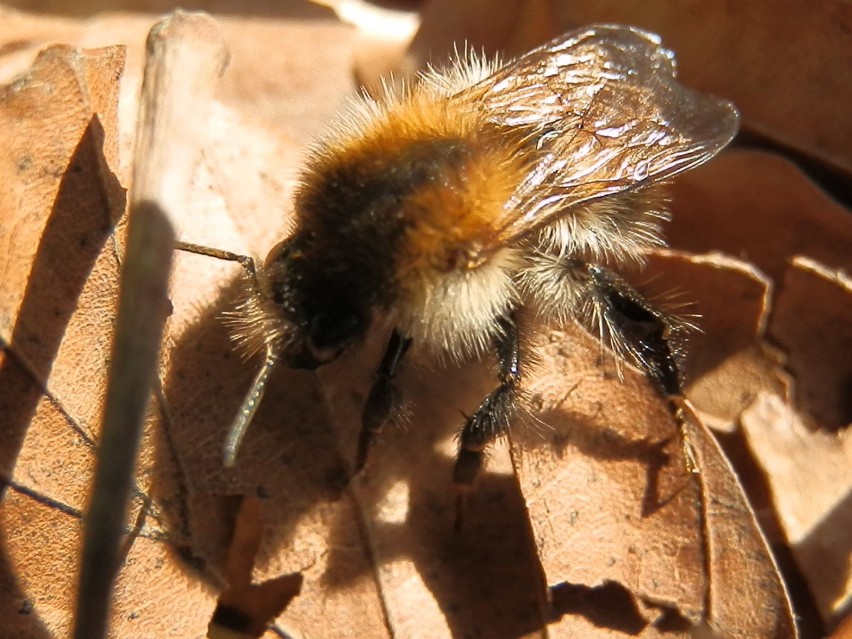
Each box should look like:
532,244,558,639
394,248,522,363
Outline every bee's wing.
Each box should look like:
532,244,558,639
460,25,739,254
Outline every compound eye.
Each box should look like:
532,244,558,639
305,313,349,364
264,238,292,268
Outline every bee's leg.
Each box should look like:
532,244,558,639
453,313,520,526
582,263,685,397
582,264,702,480
357,329,412,472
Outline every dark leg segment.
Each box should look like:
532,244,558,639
357,330,412,472
584,264,685,396
583,263,697,473
453,313,522,490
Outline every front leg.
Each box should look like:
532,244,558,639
357,330,412,472
453,313,522,509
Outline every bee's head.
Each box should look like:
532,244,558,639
222,231,373,467
229,232,370,370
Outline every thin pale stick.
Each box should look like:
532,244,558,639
73,12,228,639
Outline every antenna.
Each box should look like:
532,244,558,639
223,346,279,467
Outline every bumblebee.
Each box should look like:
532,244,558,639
203,24,738,495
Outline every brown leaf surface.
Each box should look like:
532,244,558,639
741,393,852,626
638,251,789,433
668,150,852,286
0,8,371,638
511,267,796,637
768,258,852,431
0,41,126,637
2,2,849,638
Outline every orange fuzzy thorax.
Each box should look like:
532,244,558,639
310,91,532,281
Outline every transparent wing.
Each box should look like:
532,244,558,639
457,24,739,253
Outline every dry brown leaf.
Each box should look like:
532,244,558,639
513,324,707,636
637,251,789,433
0,9,368,638
313,330,547,637
668,150,852,286
510,284,796,637
2,3,848,638
0,41,126,638
768,258,852,431
830,615,852,639
677,401,798,638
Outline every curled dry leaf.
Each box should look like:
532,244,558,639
660,113,852,637
637,250,790,434
741,393,852,626
666,146,852,633
768,258,852,431
0,12,344,639
511,288,796,637
209,495,303,638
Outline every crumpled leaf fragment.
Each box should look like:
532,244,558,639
209,496,303,639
